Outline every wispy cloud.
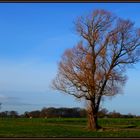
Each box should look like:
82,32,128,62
0,59,56,93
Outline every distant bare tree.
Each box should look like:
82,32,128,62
0,103,2,110
52,9,140,130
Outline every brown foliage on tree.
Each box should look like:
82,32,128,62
52,9,140,130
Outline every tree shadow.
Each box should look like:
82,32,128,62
125,125,137,128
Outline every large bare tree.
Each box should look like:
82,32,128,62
52,9,140,130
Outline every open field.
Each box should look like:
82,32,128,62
0,117,140,137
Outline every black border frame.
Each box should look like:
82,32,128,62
0,1,140,140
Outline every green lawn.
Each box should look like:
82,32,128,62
0,117,140,137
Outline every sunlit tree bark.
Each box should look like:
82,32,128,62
52,9,140,130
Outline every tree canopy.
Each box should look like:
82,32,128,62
52,9,140,130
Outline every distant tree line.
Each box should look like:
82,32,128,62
0,107,138,118
23,107,86,118
97,108,137,118
0,111,19,118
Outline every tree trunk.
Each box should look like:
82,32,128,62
87,101,101,130
87,112,96,130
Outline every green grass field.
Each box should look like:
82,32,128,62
0,117,140,137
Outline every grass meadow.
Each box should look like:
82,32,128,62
0,117,140,137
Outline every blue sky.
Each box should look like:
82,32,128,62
0,3,140,115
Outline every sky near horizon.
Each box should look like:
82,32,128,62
0,3,140,115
